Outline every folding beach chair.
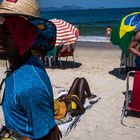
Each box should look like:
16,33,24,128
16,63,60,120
45,47,59,67
119,52,136,74
58,43,77,67
121,70,140,127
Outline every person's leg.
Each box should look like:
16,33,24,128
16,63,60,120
64,78,80,115
67,77,80,95
78,77,96,104
66,78,86,117
79,78,92,96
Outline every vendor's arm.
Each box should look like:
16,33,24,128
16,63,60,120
129,31,140,56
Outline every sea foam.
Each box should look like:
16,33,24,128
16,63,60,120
78,36,110,43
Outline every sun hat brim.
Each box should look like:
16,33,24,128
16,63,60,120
0,8,40,19
0,3,57,51
0,0,40,18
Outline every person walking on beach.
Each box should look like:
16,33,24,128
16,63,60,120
54,77,96,120
128,24,140,70
106,26,112,40
0,0,61,140
105,26,112,48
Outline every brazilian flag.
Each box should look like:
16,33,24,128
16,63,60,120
111,12,140,56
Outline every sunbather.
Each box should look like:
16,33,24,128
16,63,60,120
54,77,96,120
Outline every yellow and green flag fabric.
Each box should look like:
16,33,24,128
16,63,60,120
111,12,140,55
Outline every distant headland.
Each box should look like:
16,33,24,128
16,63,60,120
41,5,84,11
40,5,139,11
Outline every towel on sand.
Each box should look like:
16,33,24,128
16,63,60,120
54,90,100,136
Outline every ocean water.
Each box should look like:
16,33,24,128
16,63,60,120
41,7,140,42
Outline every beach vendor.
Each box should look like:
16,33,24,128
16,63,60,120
128,22,140,70
54,77,96,120
0,0,61,140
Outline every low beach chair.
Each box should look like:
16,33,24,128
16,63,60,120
119,52,136,74
45,47,59,67
58,43,77,67
121,70,140,127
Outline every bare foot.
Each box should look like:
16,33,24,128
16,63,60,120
88,94,97,100
88,95,97,104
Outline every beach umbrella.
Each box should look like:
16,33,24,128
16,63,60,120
49,18,79,46
111,12,140,55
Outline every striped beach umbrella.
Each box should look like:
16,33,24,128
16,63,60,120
50,18,79,46
111,12,140,55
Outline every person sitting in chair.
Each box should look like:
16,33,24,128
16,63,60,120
54,77,96,120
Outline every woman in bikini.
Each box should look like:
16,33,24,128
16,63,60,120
54,77,96,120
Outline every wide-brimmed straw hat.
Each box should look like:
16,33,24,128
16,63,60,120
0,0,56,51
0,0,40,18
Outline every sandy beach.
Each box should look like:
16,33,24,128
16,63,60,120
47,41,140,140
0,41,140,140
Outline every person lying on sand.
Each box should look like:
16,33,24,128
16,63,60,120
54,77,96,120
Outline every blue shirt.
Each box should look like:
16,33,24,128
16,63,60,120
2,56,56,139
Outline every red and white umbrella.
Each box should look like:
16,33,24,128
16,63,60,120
50,18,80,46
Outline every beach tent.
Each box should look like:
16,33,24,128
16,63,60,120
111,12,140,56
49,18,80,46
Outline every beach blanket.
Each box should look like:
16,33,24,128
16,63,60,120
54,90,100,136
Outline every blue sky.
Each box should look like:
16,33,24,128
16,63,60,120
0,0,139,8
38,0,140,8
